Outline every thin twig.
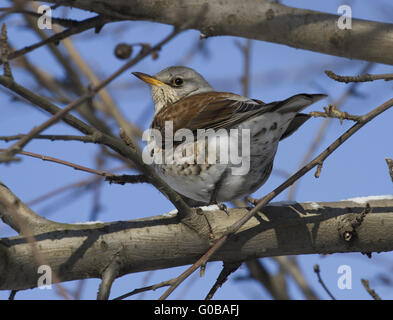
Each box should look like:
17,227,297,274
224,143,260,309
361,279,382,300
113,279,176,300
0,148,146,188
0,148,111,176
0,7,84,28
0,91,104,162
205,261,241,300
313,265,336,300
8,290,17,300
385,158,393,183
0,133,101,143
235,39,252,97
353,203,372,229
325,70,393,83
72,280,85,300
105,174,149,185
89,151,104,221
310,105,362,124
314,162,323,178
1,23,12,78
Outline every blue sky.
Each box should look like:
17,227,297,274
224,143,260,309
0,0,393,299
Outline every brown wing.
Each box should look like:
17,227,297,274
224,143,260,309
151,92,265,134
151,92,326,137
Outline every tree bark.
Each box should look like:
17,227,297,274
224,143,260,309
1,186,393,290
40,0,393,65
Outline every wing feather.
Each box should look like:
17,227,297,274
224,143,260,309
151,92,326,136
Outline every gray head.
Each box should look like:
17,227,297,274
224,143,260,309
133,66,214,113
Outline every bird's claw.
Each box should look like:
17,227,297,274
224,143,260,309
217,203,229,215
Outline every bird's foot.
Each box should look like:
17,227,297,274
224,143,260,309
217,202,230,216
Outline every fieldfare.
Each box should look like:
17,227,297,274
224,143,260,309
133,66,326,204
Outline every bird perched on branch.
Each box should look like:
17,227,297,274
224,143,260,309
133,66,326,205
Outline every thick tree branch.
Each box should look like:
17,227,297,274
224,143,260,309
40,0,393,65
0,182,52,234
1,193,393,292
97,254,122,300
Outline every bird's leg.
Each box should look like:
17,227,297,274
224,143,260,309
216,202,229,215
210,194,230,215
209,170,230,216
209,184,229,216
210,195,230,216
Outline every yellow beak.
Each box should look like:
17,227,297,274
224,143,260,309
132,72,165,86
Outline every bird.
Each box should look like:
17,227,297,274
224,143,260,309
133,66,326,205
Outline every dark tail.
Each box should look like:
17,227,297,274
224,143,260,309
276,93,327,114
280,113,310,141
277,94,327,140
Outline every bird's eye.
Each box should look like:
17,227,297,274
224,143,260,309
173,77,183,86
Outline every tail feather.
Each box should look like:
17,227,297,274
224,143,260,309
276,93,327,114
280,113,310,141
